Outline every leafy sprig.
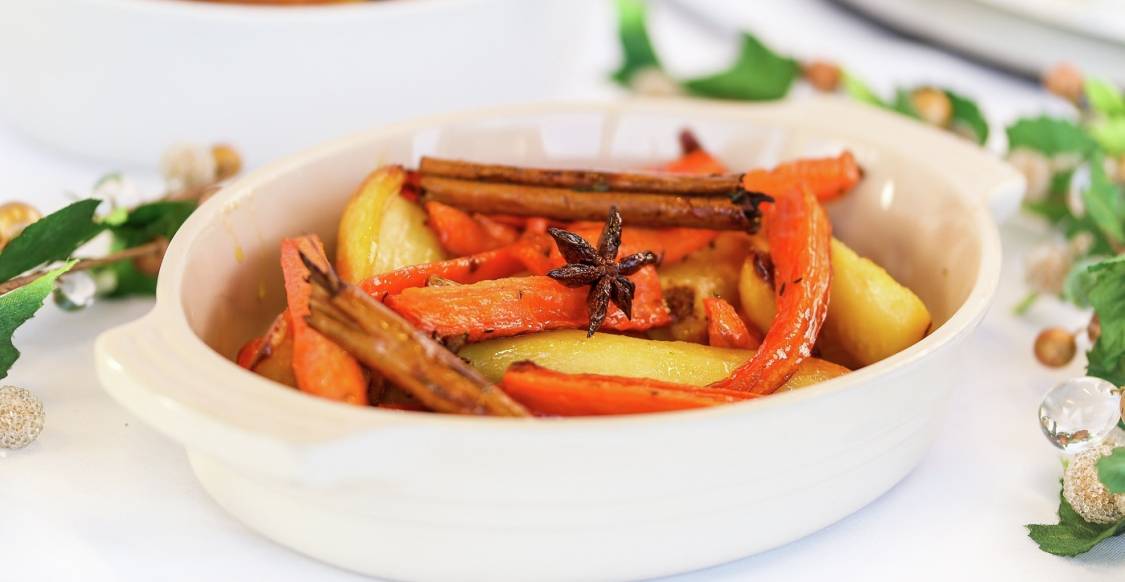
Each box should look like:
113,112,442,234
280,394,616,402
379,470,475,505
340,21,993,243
1028,485,1125,556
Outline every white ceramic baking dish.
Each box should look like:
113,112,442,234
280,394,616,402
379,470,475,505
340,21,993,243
0,0,593,164
96,98,1020,582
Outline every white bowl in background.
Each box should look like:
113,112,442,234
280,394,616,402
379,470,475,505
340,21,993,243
0,0,596,165
96,98,1020,582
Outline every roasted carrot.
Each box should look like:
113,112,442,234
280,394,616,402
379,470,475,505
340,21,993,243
661,140,728,174
236,337,264,369
499,361,760,416
704,297,761,350
711,187,832,394
424,201,518,256
359,244,527,301
386,269,670,342
281,235,369,405
742,151,861,203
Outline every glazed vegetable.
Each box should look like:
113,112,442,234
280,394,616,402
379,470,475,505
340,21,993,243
300,250,529,417
359,244,526,301
385,270,670,342
459,330,847,388
499,361,759,416
424,201,517,256
741,151,862,203
281,235,369,405
660,129,728,175
337,165,443,283
739,238,931,367
704,297,760,349
654,232,751,343
712,187,832,394
236,311,297,388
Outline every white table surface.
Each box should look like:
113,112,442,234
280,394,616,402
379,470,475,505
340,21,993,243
3,1,1123,580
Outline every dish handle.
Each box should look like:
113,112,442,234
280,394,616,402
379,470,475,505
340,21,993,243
95,313,430,484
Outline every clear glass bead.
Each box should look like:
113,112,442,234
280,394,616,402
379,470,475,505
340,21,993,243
1039,376,1122,453
52,271,97,312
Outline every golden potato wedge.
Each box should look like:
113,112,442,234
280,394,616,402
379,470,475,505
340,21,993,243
336,165,444,283
653,232,751,343
737,237,931,368
459,329,848,389
820,239,931,366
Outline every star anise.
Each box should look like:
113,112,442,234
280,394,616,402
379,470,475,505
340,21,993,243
547,206,660,337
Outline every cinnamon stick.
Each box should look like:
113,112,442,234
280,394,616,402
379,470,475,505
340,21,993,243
301,251,530,417
419,156,741,195
418,176,755,230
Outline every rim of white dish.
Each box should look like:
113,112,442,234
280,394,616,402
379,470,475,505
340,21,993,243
147,97,1005,432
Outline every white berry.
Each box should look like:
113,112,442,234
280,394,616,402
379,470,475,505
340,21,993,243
0,386,45,449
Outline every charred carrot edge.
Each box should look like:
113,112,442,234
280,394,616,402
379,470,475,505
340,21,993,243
742,151,861,203
236,337,265,369
704,297,761,350
711,187,832,395
359,244,527,301
499,361,760,416
661,149,728,175
281,235,369,405
424,201,517,256
385,270,670,342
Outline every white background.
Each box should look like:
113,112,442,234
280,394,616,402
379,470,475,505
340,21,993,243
2,1,1123,580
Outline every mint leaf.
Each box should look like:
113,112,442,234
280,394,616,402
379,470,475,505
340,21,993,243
1086,255,1125,385
1098,447,1125,494
841,71,883,106
0,199,103,283
1081,153,1125,244
98,200,196,298
1007,116,1097,156
1062,255,1107,307
946,89,989,144
682,34,798,101
611,0,663,85
0,262,74,379
1028,485,1125,556
1090,118,1125,155
891,88,919,118
1085,78,1125,117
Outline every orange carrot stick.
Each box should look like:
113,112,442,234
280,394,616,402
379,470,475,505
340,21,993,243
742,151,861,203
281,235,369,405
424,201,518,256
711,187,832,394
359,244,526,301
704,297,761,349
236,337,264,369
386,269,670,342
499,361,760,416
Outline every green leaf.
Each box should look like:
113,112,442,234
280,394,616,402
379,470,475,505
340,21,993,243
891,88,919,118
1086,255,1125,385
1081,152,1125,244
841,71,884,106
1084,78,1125,117
1090,118,1125,155
682,34,799,101
945,89,989,144
611,0,663,85
1028,484,1125,556
1062,255,1107,307
1098,447,1125,494
0,199,103,283
98,200,196,298
1007,116,1098,156
0,262,74,379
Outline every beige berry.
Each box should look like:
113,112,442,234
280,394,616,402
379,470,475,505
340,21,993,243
0,386,45,449
0,201,42,251
803,60,841,92
1007,149,1052,202
1064,444,1125,524
1043,63,1084,103
211,143,243,182
910,87,953,127
1035,327,1077,368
